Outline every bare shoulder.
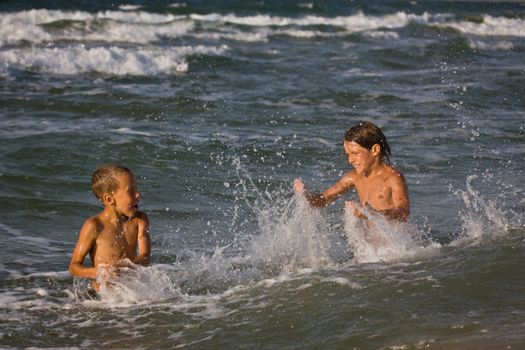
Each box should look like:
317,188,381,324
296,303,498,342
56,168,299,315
81,215,104,233
384,165,407,190
385,165,405,180
77,215,103,243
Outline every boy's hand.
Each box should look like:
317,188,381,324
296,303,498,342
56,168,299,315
293,178,305,195
112,258,136,276
345,201,368,220
96,263,110,273
96,260,134,281
116,258,135,269
96,263,114,282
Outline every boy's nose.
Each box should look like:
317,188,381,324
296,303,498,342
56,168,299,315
136,191,141,199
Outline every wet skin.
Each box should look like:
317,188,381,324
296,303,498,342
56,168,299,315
294,141,409,222
69,172,150,290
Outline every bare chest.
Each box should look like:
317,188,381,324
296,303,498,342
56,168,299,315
354,176,393,209
94,221,138,262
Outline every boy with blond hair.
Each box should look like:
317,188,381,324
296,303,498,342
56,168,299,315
69,164,150,292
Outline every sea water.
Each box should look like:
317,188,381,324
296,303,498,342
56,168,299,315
0,0,524,349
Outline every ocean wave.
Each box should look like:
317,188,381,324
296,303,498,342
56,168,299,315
0,44,228,76
468,39,515,51
435,15,525,37
190,11,430,32
363,30,400,40
0,9,447,48
112,128,159,137
0,9,428,47
0,9,192,47
193,30,270,42
1,9,523,49
1,8,524,79
119,4,143,11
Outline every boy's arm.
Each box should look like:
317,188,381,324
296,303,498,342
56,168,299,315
380,172,410,222
68,218,99,279
133,212,151,266
295,172,355,208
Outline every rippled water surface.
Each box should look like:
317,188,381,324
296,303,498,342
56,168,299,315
0,0,524,349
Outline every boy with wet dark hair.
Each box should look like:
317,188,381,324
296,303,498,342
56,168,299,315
294,121,409,222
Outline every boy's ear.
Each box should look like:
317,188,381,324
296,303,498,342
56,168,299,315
371,143,381,156
102,193,115,206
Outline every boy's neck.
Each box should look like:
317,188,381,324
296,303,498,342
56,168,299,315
101,207,130,224
364,159,385,177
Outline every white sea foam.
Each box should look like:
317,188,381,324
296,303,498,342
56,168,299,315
364,30,400,40
22,271,71,280
0,10,87,46
2,10,428,46
76,21,193,44
468,39,514,51
1,9,524,52
0,290,63,311
299,3,315,9
319,276,362,288
185,11,435,43
0,9,191,47
119,4,143,11
96,10,186,24
96,265,180,306
0,8,183,26
273,28,335,39
436,15,525,37
0,9,426,47
169,3,187,9
112,128,158,137
190,11,426,31
0,291,21,307
0,44,227,76
193,30,270,42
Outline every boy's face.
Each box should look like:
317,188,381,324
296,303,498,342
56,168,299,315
344,141,379,175
110,172,140,218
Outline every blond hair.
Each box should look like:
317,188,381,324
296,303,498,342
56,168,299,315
91,164,132,200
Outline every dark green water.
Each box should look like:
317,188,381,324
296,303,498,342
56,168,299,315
0,1,524,348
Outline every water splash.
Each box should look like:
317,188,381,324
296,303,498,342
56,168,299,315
227,156,333,271
72,265,180,306
454,175,509,240
173,165,335,295
343,206,422,263
98,265,180,305
248,195,332,273
70,161,518,306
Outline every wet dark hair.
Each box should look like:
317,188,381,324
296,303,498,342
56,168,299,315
344,121,391,162
91,164,133,200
